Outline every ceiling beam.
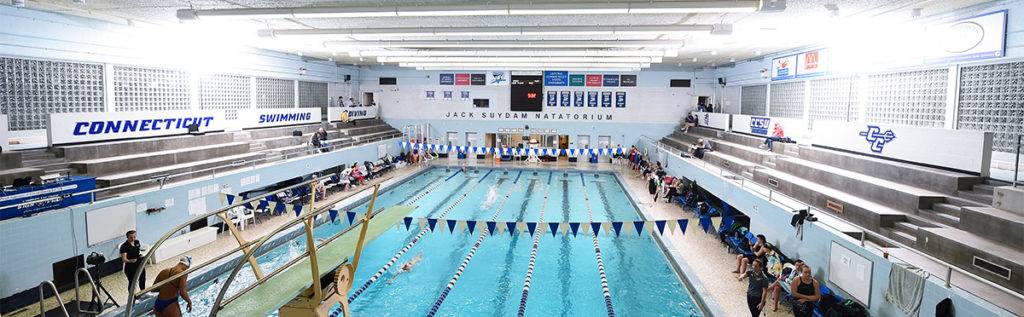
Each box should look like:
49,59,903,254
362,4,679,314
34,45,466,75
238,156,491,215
259,25,726,37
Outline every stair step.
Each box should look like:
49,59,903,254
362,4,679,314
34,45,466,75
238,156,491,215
973,184,995,195
918,209,961,227
881,227,917,246
762,160,776,167
956,190,992,204
741,171,754,179
893,221,920,233
932,203,962,217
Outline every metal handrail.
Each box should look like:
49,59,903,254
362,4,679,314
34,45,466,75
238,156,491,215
1014,134,1020,188
73,268,102,315
0,132,403,216
122,174,332,317
38,281,69,317
209,182,387,316
639,136,1024,306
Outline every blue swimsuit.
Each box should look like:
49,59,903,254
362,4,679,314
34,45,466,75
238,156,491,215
153,280,179,312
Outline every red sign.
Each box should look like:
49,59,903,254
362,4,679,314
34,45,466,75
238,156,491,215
455,74,471,85
804,52,819,70
527,93,537,99
585,75,602,86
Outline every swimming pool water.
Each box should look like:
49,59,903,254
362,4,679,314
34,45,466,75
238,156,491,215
155,168,701,316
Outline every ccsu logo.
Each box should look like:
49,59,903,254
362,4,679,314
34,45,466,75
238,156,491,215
859,126,896,153
750,117,771,134
703,114,710,123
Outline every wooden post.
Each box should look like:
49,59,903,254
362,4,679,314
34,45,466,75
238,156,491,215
217,212,264,279
304,217,322,301
351,184,379,271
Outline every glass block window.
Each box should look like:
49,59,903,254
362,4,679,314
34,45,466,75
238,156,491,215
768,81,805,119
0,57,104,130
866,68,948,128
741,85,767,116
298,81,328,108
958,61,1024,153
199,73,249,111
113,66,190,112
255,77,294,109
809,76,859,122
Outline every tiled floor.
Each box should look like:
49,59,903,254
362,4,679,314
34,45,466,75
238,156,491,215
13,157,796,317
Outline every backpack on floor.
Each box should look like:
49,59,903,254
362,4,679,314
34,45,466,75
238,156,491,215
292,130,302,136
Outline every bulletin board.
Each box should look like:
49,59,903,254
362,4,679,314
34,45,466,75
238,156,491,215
86,201,136,246
828,240,873,307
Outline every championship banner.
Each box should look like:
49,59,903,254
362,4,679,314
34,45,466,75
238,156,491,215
328,105,378,122
574,91,585,107
49,110,226,145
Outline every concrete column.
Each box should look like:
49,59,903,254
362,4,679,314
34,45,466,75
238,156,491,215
945,66,959,129
103,63,115,112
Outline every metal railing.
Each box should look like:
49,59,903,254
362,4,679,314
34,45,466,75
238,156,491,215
73,268,102,315
38,281,69,317
0,132,403,217
637,135,1024,309
1015,135,1020,188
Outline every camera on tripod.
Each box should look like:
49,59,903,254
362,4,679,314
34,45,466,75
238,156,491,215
87,252,105,267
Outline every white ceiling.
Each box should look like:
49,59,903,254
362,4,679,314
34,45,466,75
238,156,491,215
17,0,997,69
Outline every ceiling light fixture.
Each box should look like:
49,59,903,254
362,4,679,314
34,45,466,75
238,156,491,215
324,40,684,49
399,62,651,68
260,25,720,38
177,1,760,20
348,49,671,58
416,66,642,72
377,56,662,63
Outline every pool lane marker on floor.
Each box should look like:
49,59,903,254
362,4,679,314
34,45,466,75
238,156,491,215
518,171,552,317
580,173,616,317
346,169,489,304
426,170,522,316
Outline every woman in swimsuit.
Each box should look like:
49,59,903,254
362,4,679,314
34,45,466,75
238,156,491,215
153,256,193,317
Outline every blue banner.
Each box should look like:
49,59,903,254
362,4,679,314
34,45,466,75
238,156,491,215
587,91,599,107
601,91,612,107
574,91,584,107
615,91,626,108
0,176,97,220
443,91,453,100
440,73,455,85
560,91,571,107
547,91,557,107
603,75,620,87
426,91,435,99
544,71,569,86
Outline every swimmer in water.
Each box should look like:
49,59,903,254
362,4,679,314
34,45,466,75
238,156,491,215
388,251,422,285
461,163,467,173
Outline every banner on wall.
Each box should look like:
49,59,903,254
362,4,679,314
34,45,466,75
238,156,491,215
771,55,797,81
546,91,557,107
620,75,637,87
426,90,435,100
615,92,626,108
603,75,620,87
796,49,828,78
238,108,319,129
586,75,602,86
441,111,615,122
924,10,1007,64
811,121,992,175
460,91,470,100
560,91,571,107
487,71,509,86
328,105,379,122
48,110,226,145
544,71,569,86
471,74,486,85
440,73,455,85
587,91,599,107
574,91,584,107
696,112,730,130
601,91,613,107
730,114,808,141
569,74,586,86
455,74,471,85
443,91,453,100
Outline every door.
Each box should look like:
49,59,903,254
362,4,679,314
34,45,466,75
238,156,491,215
577,135,590,149
558,135,569,149
466,132,478,147
485,133,496,148
363,92,376,106
447,132,458,146
597,136,611,148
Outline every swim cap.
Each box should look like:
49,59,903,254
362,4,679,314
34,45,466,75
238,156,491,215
179,256,192,267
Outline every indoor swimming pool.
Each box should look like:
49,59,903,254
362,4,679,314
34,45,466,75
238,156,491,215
144,167,702,317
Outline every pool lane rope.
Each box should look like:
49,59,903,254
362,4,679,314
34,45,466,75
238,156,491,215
579,173,616,317
517,171,553,317
426,170,522,317
346,169,489,304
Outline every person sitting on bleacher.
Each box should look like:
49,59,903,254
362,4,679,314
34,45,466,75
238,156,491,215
350,163,366,185
733,234,767,277
759,123,792,152
790,265,821,317
689,137,713,159
767,259,804,312
311,128,329,153
662,177,681,202
681,112,698,133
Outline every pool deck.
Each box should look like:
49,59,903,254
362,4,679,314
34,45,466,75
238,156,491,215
18,157,796,316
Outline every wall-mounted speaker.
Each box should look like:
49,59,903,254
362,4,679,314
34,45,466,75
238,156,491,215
717,78,727,86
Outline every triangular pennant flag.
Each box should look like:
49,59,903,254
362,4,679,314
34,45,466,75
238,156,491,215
293,204,303,217
569,222,580,237
517,222,527,236
645,221,656,235
472,147,479,153
623,223,633,236
667,220,678,234
549,223,560,237
602,222,612,236
285,204,294,216
467,221,478,234
678,219,689,235
655,220,667,235
218,193,226,205
351,212,360,225
418,218,427,230
591,222,603,236
560,223,570,237
249,201,259,209
226,194,235,205
328,209,338,223
634,221,645,236
612,222,623,237
486,221,497,235
527,222,538,236
506,222,518,236
277,202,286,215
711,217,723,233
497,223,506,236
538,222,548,236
266,201,278,214
699,217,711,233
428,218,438,232
259,200,268,210
458,220,467,234
447,219,457,234
437,219,447,232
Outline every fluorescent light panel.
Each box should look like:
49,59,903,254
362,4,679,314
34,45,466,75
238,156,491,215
324,40,683,48
262,25,713,37
378,56,661,63
349,50,670,57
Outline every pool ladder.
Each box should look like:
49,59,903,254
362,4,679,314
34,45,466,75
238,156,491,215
36,268,105,317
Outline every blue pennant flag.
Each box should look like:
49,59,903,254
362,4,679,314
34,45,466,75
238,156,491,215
591,222,602,236
486,221,497,235
721,217,734,232
655,220,667,235
226,194,235,205
527,222,537,236
612,222,623,236
699,217,711,233
447,219,457,234
293,204,303,217
569,222,580,237
467,221,477,234
506,222,517,236
427,218,438,232
634,221,645,236
403,217,413,230
259,200,268,210
678,219,689,235
328,209,338,223
549,223,560,237
276,203,285,215
349,211,358,224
